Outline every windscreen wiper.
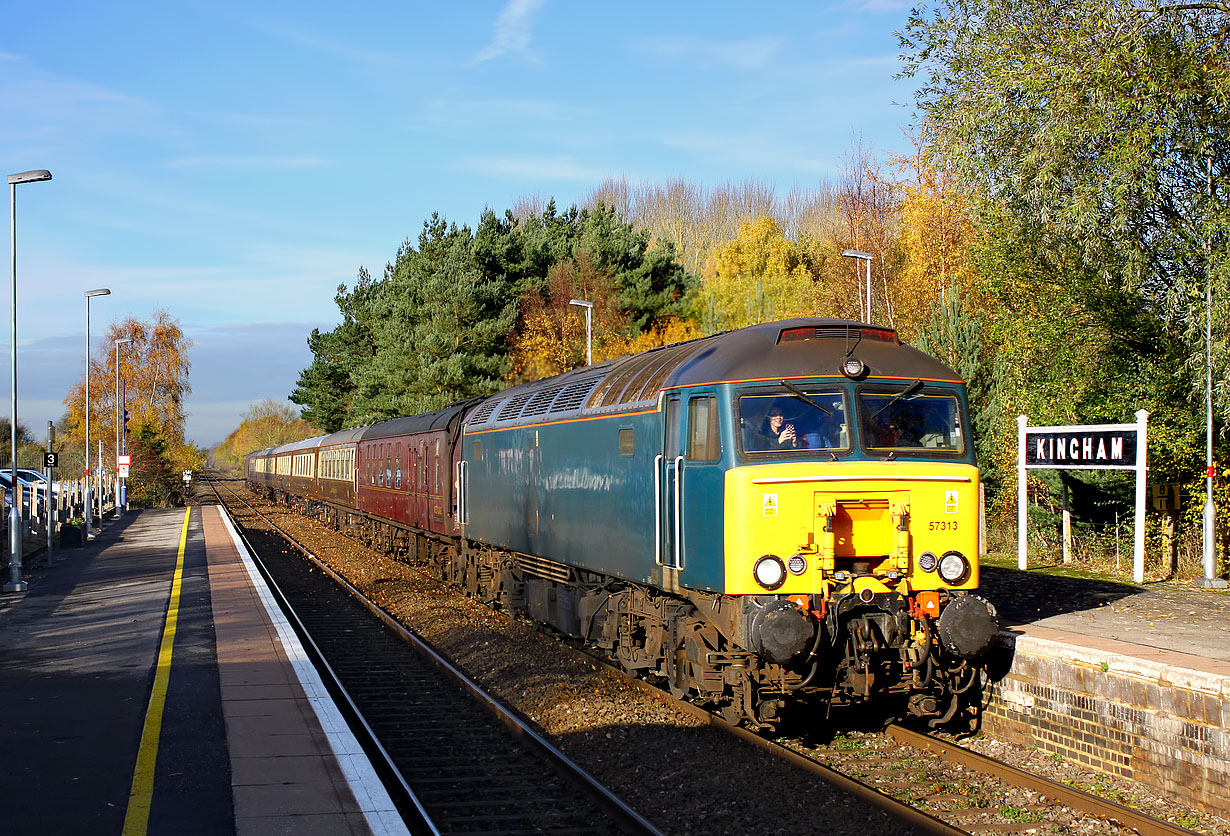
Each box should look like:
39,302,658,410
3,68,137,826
779,380,832,415
871,378,924,419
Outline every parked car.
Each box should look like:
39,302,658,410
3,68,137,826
14,468,61,498
0,472,48,505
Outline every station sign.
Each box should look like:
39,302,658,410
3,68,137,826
1024,426,1138,469
1017,411,1149,583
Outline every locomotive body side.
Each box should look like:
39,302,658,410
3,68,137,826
463,406,660,583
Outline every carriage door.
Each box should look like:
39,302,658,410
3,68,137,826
658,395,684,589
659,391,723,590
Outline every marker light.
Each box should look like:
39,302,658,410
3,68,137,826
787,554,808,575
753,555,787,590
918,552,938,573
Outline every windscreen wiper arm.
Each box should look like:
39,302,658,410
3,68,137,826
871,378,924,419
779,380,831,415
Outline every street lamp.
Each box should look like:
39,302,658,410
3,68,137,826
568,299,593,365
5,169,52,595
115,337,132,515
84,288,110,537
841,249,874,324
1196,154,1225,588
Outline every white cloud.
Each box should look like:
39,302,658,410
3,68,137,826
658,130,833,175
233,14,409,71
636,34,784,71
472,0,545,64
459,153,617,183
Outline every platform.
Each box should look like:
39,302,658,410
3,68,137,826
978,565,1230,815
0,505,408,835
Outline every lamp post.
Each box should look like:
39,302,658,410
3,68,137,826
5,169,52,594
115,337,132,516
1196,154,1225,588
568,299,593,365
841,249,874,324
84,288,110,537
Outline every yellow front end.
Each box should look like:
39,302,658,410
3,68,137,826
724,460,980,596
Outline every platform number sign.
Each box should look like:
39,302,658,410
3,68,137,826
44,451,57,469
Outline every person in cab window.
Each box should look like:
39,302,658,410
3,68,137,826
754,406,798,449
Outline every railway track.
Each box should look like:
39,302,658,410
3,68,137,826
204,476,663,836
201,475,1215,836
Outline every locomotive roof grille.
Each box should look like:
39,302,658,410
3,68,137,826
549,377,601,412
467,398,502,425
520,384,568,418
497,392,535,420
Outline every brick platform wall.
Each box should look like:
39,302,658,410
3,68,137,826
981,632,1230,814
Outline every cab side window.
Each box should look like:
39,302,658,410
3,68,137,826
686,397,721,462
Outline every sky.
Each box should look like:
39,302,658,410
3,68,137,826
1,0,920,447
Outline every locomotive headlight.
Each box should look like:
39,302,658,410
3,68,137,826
917,551,938,573
938,551,970,584
753,555,787,590
787,554,808,575
841,357,867,379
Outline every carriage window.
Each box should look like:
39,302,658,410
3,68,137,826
618,428,635,456
686,398,721,462
738,388,850,456
396,448,402,489
858,386,965,454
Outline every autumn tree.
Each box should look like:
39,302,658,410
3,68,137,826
891,144,978,340
698,216,818,332
899,0,1230,413
212,400,316,470
835,137,901,326
62,309,204,482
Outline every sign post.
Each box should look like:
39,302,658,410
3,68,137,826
1017,410,1149,583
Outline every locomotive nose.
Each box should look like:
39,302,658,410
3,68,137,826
751,600,816,664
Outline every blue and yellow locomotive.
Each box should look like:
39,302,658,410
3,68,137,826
248,318,999,728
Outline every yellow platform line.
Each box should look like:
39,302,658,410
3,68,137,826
122,507,192,836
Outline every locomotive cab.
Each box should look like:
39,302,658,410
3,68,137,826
719,374,997,722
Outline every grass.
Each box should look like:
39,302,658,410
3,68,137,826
999,805,1041,822
981,551,1132,582
831,738,867,751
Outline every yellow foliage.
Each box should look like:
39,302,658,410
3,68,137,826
212,399,316,469
63,310,194,468
702,216,817,330
599,318,705,359
892,146,977,338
